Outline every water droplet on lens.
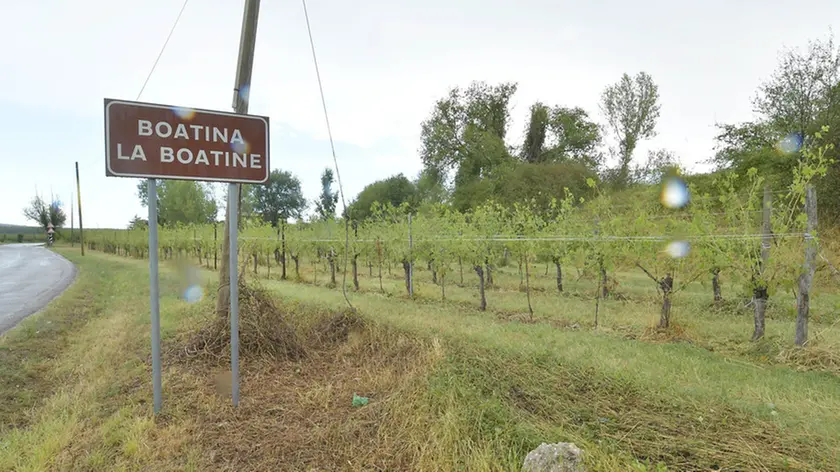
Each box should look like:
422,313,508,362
238,85,250,103
665,240,690,258
184,284,203,303
776,133,803,155
661,177,690,209
231,140,249,154
173,107,196,120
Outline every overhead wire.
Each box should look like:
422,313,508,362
85,0,191,172
135,0,190,102
301,0,354,311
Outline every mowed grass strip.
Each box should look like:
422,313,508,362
0,251,207,472
264,279,840,470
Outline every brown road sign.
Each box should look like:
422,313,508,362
104,99,270,184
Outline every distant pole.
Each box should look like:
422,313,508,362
148,178,162,414
752,186,772,341
75,162,85,256
229,183,240,407
408,213,413,298
796,185,818,346
70,192,74,248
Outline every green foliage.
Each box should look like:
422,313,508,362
136,180,217,226
254,169,306,226
126,215,147,230
522,103,549,164
600,72,661,186
753,32,840,135
22,195,66,230
315,168,339,221
419,81,517,188
714,32,840,225
543,106,603,169
492,162,595,212
346,173,418,221
521,104,602,170
633,149,682,184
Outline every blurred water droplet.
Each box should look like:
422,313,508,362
665,240,690,258
173,107,196,120
231,140,249,154
184,284,203,304
776,133,803,155
238,85,250,103
661,177,690,209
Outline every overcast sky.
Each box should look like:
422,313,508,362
1,0,838,228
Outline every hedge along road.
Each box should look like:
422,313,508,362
0,244,76,334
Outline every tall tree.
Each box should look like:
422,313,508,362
754,33,840,137
633,149,681,184
545,106,603,169
315,168,339,220
136,180,217,226
520,104,602,169
253,169,306,226
23,195,66,230
522,102,550,163
600,72,661,186
415,167,448,207
420,81,517,187
127,215,148,230
346,174,417,220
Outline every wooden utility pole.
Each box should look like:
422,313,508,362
216,0,261,320
752,186,771,341
796,185,818,346
75,162,85,256
70,192,74,247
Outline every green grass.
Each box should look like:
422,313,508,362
1,248,838,470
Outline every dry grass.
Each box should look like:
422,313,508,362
165,305,443,471
173,280,304,362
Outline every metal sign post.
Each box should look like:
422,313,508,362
103,0,265,414
148,178,162,414
228,183,240,407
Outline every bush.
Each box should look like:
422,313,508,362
16,234,23,243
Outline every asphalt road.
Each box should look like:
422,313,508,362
0,244,76,335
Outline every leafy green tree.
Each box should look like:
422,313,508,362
420,81,517,189
545,107,603,169
127,215,148,230
415,167,448,208
521,105,601,169
346,173,417,220
754,33,840,137
254,169,306,226
522,103,550,163
136,180,217,226
633,149,682,184
600,72,661,186
493,161,596,212
314,168,339,221
23,195,66,230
